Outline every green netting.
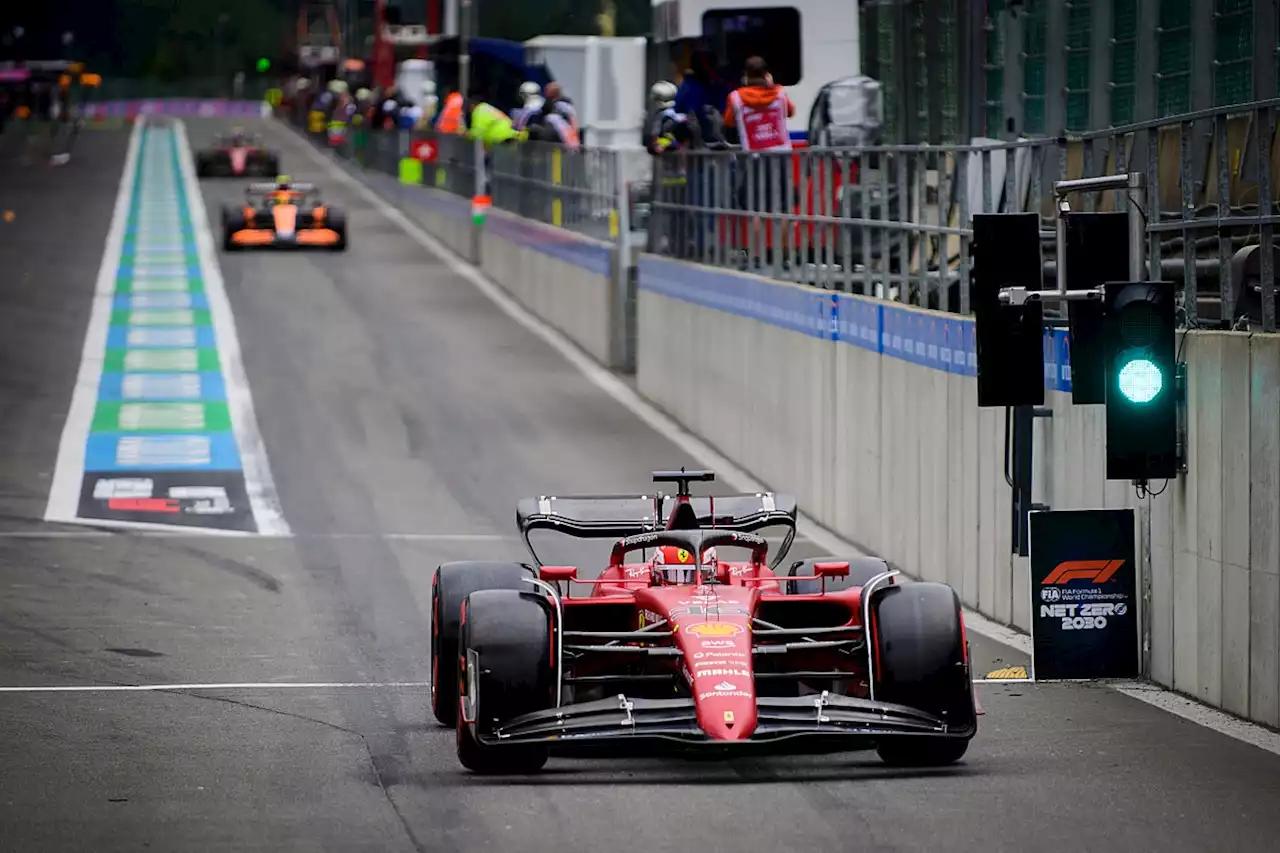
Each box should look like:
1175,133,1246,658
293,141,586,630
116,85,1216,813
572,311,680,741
1159,0,1191,27
1067,52,1090,90
1112,84,1136,126
875,5,897,140
1024,57,1046,98
1214,2,1253,105
1112,43,1136,87
1066,1,1091,48
985,0,1005,135
1156,21,1191,116
1066,92,1090,132
1111,0,1137,127
1025,97,1045,134
935,1,960,142
1113,0,1138,38
1022,0,1046,133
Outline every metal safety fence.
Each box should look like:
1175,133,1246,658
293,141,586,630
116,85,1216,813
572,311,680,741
648,98,1280,332
285,105,639,245
280,97,1280,332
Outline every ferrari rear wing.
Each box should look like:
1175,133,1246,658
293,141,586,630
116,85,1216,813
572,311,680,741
515,492,798,565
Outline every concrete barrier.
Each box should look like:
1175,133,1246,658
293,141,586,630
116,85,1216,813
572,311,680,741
637,253,1280,729
480,210,622,369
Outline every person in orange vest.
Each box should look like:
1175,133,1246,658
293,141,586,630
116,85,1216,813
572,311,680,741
722,56,795,152
723,56,796,263
435,91,464,134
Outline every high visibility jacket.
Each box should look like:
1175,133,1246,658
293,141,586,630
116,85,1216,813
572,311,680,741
467,103,521,146
725,84,794,152
435,92,464,133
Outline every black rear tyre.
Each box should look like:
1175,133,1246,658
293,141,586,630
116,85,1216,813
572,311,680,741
430,561,534,726
326,208,347,251
456,589,554,774
787,555,890,595
222,213,247,252
871,582,976,767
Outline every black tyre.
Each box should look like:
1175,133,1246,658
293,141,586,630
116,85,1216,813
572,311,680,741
456,589,554,774
871,582,976,767
223,213,247,252
787,555,890,595
430,561,533,726
220,203,239,228
326,207,347,251
264,154,280,175
195,154,211,177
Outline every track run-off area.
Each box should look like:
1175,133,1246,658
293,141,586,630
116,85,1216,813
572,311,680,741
0,115,1277,852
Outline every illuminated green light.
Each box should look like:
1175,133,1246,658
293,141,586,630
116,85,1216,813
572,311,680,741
1117,357,1163,403
256,58,270,72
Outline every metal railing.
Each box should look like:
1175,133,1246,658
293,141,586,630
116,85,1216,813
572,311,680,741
286,103,637,244
278,97,1280,332
647,99,1280,332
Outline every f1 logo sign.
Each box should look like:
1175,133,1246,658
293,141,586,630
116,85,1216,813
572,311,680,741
1042,559,1125,585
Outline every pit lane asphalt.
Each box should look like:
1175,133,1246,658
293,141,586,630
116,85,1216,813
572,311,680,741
0,117,1277,852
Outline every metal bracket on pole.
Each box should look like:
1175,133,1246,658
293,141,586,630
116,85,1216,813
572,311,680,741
999,172,1148,307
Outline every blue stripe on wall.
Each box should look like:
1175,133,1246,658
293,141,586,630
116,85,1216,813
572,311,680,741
638,255,1074,393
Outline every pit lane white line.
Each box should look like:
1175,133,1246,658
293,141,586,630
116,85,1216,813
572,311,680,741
0,682,431,693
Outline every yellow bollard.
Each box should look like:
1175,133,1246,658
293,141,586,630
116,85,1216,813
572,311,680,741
551,148,563,227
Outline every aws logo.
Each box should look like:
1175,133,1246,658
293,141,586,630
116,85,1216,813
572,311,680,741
1042,559,1125,585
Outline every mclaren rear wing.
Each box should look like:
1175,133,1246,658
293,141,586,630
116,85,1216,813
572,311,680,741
515,492,799,566
246,182,318,193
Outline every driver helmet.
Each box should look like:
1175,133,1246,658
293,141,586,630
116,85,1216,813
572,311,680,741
652,545,718,584
275,174,292,190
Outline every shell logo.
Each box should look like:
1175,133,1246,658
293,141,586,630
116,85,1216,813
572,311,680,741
685,623,742,637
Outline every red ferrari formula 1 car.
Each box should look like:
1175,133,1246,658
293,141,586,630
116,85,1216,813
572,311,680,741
221,178,347,251
431,469,978,775
195,129,280,178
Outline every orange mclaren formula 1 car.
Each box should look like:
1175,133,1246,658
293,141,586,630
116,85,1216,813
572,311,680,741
221,179,347,251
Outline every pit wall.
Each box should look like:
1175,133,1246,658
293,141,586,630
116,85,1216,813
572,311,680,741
637,254,1280,729
349,174,625,370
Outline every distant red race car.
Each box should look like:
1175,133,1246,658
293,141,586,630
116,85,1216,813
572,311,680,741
195,130,280,178
431,469,978,775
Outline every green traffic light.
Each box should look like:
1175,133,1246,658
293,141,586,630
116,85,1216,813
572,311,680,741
1117,357,1163,404
256,58,270,72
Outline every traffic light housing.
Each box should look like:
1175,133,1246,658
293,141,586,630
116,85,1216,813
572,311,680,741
1103,280,1179,480
972,213,1045,407
1064,212,1130,405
